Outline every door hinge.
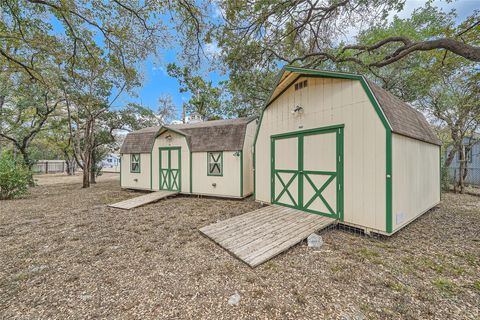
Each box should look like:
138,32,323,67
338,184,341,191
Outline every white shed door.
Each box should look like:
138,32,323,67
271,127,344,220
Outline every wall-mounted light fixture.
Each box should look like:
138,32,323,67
233,151,241,157
291,105,304,115
165,134,172,141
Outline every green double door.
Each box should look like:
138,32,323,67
159,147,181,191
271,126,344,220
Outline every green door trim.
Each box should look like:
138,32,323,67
254,66,392,233
189,151,192,193
271,125,344,220
120,155,122,188
274,171,298,206
240,150,243,197
159,147,181,192
303,173,336,213
150,130,192,194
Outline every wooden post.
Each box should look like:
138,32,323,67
45,161,48,174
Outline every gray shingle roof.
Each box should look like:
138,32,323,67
119,130,158,154
120,117,257,154
366,80,441,145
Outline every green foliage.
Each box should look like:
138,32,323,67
0,152,32,200
342,5,479,193
167,63,223,120
215,1,478,115
441,162,451,192
104,103,163,132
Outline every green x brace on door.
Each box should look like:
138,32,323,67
271,125,344,220
159,147,181,192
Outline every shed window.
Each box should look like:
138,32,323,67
130,154,141,173
207,152,223,176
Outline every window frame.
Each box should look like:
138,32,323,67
207,151,223,176
130,153,141,173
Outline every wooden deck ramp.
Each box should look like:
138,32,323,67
108,191,178,210
200,205,336,267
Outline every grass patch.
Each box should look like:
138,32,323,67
384,280,406,293
432,277,456,294
264,261,279,271
357,247,380,259
14,272,30,282
473,281,480,291
456,252,478,267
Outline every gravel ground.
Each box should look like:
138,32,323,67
33,172,119,186
1,175,479,319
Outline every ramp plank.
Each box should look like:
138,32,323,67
108,191,177,210
200,205,336,267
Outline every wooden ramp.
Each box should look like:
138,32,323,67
200,205,336,267
108,191,177,210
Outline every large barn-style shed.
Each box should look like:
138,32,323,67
254,66,441,235
120,117,257,198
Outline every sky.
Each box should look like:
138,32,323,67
117,0,478,121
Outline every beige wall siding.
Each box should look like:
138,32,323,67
242,120,256,196
151,131,190,193
392,134,440,231
255,77,388,232
192,151,241,197
120,153,151,190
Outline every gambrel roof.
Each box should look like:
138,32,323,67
263,66,441,146
120,117,257,154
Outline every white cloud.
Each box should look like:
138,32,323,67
212,2,225,19
204,41,222,58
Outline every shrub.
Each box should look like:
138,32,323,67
441,163,451,192
0,152,32,200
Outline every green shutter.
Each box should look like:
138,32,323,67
207,152,223,176
130,154,141,173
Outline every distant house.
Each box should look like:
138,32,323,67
101,154,120,172
446,137,480,186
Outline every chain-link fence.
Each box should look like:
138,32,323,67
448,167,480,186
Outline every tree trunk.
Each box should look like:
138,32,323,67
64,150,75,175
18,146,35,186
90,150,97,184
444,147,457,168
0,95,4,155
82,154,90,188
462,146,470,184
82,118,94,188
456,145,465,193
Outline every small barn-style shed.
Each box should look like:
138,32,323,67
254,66,441,235
120,117,257,198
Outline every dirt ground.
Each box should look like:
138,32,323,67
1,174,479,319
33,172,119,186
